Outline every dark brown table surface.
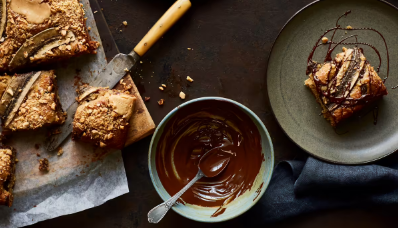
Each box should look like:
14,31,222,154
30,0,397,227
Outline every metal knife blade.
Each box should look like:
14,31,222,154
46,51,140,151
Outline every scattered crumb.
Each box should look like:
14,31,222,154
144,97,151,101
159,87,164,91
321,37,328,44
162,84,166,88
342,47,347,52
345,31,347,34
57,148,64,156
187,48,192,50
346,25,353,30
39,158,49,172
186,76,194,82
34,144,40,149
140,61,143,64
122,21,128,26
120,30,122,32
179,91,186,100
88,26,91,31
101,8,103,10
124,68,129,72
36,153,40,157
93,10,98,14
158,99,164,105
99,142,106,147
15,159,19,163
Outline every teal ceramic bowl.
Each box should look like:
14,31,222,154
148,97,274,223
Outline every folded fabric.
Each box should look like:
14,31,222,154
242,155,397,224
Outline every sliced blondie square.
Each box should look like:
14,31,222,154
0,71,66,131
72,85,136,149
0,0,99,72
305,47,388,127
0,146,16,207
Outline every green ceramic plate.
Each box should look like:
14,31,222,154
267,0,398,164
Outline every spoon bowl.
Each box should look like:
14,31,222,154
198,148,232,178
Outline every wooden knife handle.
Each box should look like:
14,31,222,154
133,0,191,56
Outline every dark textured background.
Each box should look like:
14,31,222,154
30,0,397,227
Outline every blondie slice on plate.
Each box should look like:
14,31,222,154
0,71,66,131
0,0,99,72
72,85,136,149
305,47,388,127
0,147,16,207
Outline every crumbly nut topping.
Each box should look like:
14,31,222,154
39,158,49,171
0,0,99,71
0,148,15,207
6,71,66,131
0,149,13,183
73,86,135,148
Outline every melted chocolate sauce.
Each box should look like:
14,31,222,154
306,11,390,123
155,100,263,217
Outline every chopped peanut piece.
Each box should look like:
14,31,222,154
162,84,166,88
321,37,328,44
158,99,164,105
144,97,150,101
179,91,186,100
122,21,128,26
57,147,64,156
186,76,194,82
159,87,164,91
346,25,353,29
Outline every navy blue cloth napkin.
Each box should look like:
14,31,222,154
244,156,398,224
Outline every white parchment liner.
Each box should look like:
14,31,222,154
0,1,129,227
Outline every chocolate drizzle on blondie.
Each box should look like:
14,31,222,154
305,11,389,127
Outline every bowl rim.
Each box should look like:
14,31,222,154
148,96,275,223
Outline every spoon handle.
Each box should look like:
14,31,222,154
148,170,204,223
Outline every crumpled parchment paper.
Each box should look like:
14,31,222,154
0,1,129,227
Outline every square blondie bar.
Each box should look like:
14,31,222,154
0,0,99,72
305,47,388,127
0,147,16,207
72,85,136,149
0,70,66,131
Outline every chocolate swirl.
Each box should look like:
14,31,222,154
155,100,263,217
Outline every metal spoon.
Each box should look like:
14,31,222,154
148,148,231,223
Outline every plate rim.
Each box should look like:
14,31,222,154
265,0,398,164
